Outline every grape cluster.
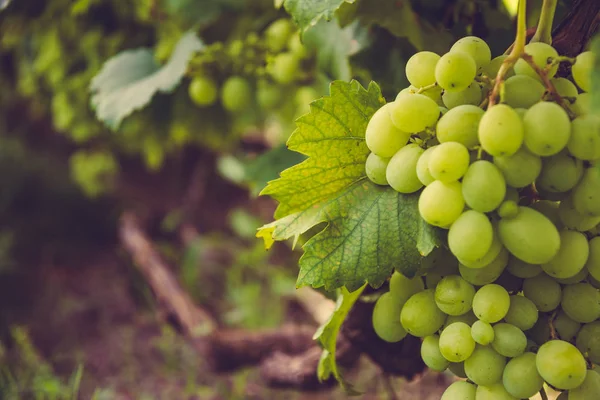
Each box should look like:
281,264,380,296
367,35,600,399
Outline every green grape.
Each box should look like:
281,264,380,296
458,229,503,269
472,284,510,323
448,210,493,262
390,93,440,133
386,144,424,193
536,340,587,390
294,86,318,111
418,180,465,228
389,271,424,306
460,249,509,286
482,55,515,79
506,256,542,279
502,352,544,399
471,320,495,345
435,51,477,92
497,200,519,219
475,383,517,400
537,152,584,193
51,92,76,131
416,146,437,186
287,33,309,59
442,83,482,109
552,77,579,99
256,81,282,110
439,322,476,362
435,104,484,149
561,283,600,323
554,310,581,341
587,236,600,281
530,200,562,228
479,104,524,157
400,289,446,337
568,115,600,160
528,314,551,345
405,51,440,87
576,321,600,364
365,103,412,158
441,381,476,400
504,187,520,203
572,167,600,216
498,206,561,264
434,275,476,316
372,292,407,342
569,370,600,400
415,84,444,105
503,75,545,109
464,345,506,386
514,42,559,80
572,92,591,115
450,36,492,70
523,273,562,312
428,142,470,182
265,19,294,52
541,230,589,279
188,76,218,107
523,101,571,156
504,295,538,331
365,152,390,186
221,76,252,112
491,323,527,357
555,266,588,284
444,311,478,329
448,362,467,378
461,160,506,212
558,196,600,231
268,52,299,84
572,51,595,92
421,335,449,371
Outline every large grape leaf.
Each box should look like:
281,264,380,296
590,36,600,116
90,31,203,130
257,80,442,291
284,0,355,32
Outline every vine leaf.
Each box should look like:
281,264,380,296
257,80,442,291
590,36,600,116
315,284,365,394
284,0,355,32
90,31,203,130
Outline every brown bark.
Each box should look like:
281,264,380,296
552,0,600,56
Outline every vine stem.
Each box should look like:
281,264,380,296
531,0,559,44
540,387,549,400
489,0,527,107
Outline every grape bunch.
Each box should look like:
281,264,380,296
367,35,600,399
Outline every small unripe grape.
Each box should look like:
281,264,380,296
221,76,252,112
188,76,218,106
572,51,595,92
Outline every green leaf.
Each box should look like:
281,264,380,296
303,19,369,81
258,80,442,290
590,36,600,116
315,284,365,393
284,0,355,32
90,31,203,130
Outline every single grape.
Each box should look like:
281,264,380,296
504,187,520,203
528,313,551,345
572,167,600,216
400,289,446,337
428,142,470,182
365,103,411,158
561,283,600,323
441,381,476,400
389,271,424,306
458,228,503,269
541,230,589,279
435,51,477,92
464,345,506,386
256,81,282,110
536,340,587,390
442,83,482,109
498,206,561,264
459,248,509,285
506,256,542,279
479,104,524,157
434,275,476,316
492,323,527,357
554,310,581,342
586,236,600,281
558,196,600,231
390,93,440,133
439,322,476,362
221,76,252,112
514,42,559,80
471,320,494,345
450,36,492,69
568,115,600,161
287,32,309,59
416,146,436,186
537,151,584,193
268,52,299,84
572,92,591,115
503,74,545,109
372,292,407,342
418,180,465,228
523,101,571,157
481,55,515,79
265,18,294,52
435,104,483,149
448,210,493,262
410,84,444,105
188,76,218,106
386,144,424,193
554,266,588,284
523,273,562,312
365,152,390,186
493,146,541,189
502,352,544,399
405,51,440,87
421,335,449,371
572,51,595,92
504,295,538,331
444,311,478,329
569,370,600,400
576,321,600,364
530,200,562,228
472,284,510,323
475,383,518,400
461,160,506,212
552,77,579,99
